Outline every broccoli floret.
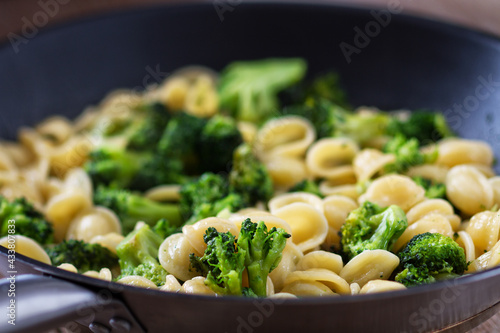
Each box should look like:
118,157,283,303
383,134,438,173
93,186,182,234
152,218,181,240
190,219,290,296
84,147,145,189
334,108,391,146
340,201,408,261
281,98,338,139
130,156,186,191
116,224,167,286
46,239,118,272
288,179,323,198
0,196,54,245
127,102,172,151
189,227,246,295
281,71,350,109
412,177,447,199
180,173,246,224
218,58,307,124
237,219,291,296
85,147,186,192
229,144,274,206
395,232,467,287
199,115,243,173
387,110,454,145
157,112,207,174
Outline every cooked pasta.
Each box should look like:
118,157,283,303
359,174,425,212
339,250,399,287
446,165,494,216
2,58,500,299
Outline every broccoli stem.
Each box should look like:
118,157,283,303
368,205,408,251
127,195,183,228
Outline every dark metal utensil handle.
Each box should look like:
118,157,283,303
0,274,145,333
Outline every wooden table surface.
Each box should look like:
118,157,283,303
0,1,499,332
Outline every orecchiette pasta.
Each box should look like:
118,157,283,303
255,116,316,161
0,235,51,265
353,149,395,182
359,175,425,212
269,241,303,292
359,280,406,294
465,211,500,257
268,192,324,214
319,181,359,200
455,231,476,263
117,275,157,289
182,217,239,255
83,268,113,281
66,206,122,242
467,239,500,273
405,199,460,230
160,274,183,293
180,276,217,295
272,202,328,252
393,214,453,252
436,138,493,168
57,263,78,273
159,233,200,282
405,164,449,183
446,165,494,216
264,156,308,188
89,232,125,254
296,251,343,275
281,280,336,297
144,184,181,202
306,138,359,180
284,268,350,295
339,250,399,287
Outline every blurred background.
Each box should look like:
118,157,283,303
1,0,500,41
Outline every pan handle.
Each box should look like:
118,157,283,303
0,274,145,333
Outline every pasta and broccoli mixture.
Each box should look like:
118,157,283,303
1,58,499,298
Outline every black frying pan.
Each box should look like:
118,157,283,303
1,3,500,332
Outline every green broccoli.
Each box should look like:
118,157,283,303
116,224,167,286
288,179,323,198
218,58,307,124
189,227,246,295
280,71,350,109
129,156,187,192
229,144,274,206
412,177,447,199
383,134,438,174
152,218,181,240
190,219,290,296
157,112,207,174
180,173,246,225
386,110,454,145
0,196,54,245
127,102,172,151
281,98,339,139
333,108,390,146
46,239,118,272
237,219,291,296
395,232,467,287
93,186,183,234
199,115,243,173
84,147,144,189
341,201,408,261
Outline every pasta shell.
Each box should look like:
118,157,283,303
339,250,399,287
